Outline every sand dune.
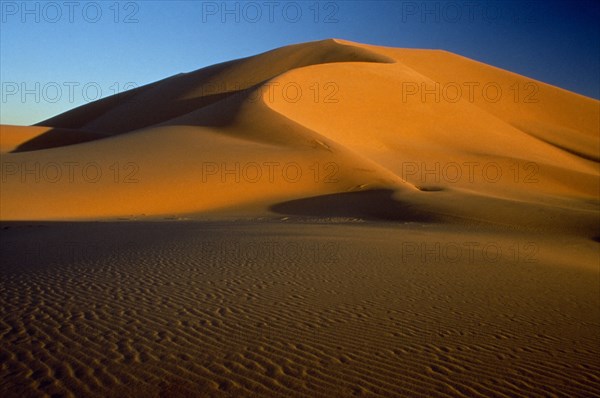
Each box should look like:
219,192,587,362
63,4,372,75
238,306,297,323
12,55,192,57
1,39,599,397
0,38,597,231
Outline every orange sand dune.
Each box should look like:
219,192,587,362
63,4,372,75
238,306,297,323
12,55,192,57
1,39,599,398
0,39,598,236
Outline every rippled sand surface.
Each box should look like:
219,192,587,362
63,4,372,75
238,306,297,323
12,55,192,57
1,221,598,397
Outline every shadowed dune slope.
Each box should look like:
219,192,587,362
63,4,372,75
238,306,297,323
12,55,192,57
0,39,598,232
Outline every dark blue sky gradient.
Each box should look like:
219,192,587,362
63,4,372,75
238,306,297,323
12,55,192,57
1,0,598,125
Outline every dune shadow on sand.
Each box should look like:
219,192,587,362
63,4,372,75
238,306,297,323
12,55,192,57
270,189,439,222
11,127,108,152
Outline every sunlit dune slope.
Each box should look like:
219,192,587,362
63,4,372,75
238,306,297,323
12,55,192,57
1,39,598,232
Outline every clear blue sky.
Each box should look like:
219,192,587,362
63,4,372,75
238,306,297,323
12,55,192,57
1,0,599,125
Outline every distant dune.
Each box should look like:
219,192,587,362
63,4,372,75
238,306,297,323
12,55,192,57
1,39,598,236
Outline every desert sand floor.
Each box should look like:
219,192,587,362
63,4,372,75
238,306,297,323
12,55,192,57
1,220,598,397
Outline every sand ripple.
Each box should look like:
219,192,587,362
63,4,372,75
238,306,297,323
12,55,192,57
1,222,599,397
